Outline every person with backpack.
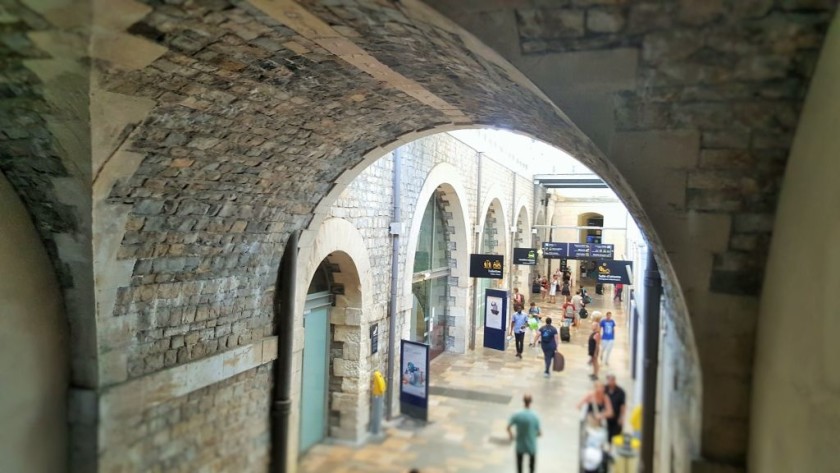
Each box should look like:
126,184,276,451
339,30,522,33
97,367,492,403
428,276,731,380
561,296,577,328
560,279,571,298
581,286,592,305
533,317,559,377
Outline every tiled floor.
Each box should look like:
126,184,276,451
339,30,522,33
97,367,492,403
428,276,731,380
299,290,632,473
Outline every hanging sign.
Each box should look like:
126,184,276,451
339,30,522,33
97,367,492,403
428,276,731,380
543,242,615,260
596,260,634,284
541,242,568,259
469,254,505,279
513,248,537,265
399,340,430,421
483,288,509,352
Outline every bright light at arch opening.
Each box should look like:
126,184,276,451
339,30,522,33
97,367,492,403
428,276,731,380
448,129,619,201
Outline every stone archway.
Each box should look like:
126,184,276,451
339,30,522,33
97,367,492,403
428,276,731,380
294,218,374,464
512,204,532,296
0,174,68,473
401,163,471,355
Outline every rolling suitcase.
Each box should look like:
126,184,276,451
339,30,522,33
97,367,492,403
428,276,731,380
553,351,565,372
560,324,571,342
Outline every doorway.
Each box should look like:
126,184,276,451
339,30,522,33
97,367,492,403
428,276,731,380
299,291,331,453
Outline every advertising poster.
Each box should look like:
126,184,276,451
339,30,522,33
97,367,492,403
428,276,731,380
485,295,504,330
400,340,429,399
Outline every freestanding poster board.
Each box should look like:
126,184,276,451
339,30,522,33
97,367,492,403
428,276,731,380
399,339,430,421
483,288,509,351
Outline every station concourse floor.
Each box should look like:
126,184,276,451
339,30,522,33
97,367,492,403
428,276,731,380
299,289,633,473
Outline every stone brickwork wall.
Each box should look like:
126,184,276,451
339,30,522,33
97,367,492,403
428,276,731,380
100,365,272,472
1,0,833,471
427,1,837,468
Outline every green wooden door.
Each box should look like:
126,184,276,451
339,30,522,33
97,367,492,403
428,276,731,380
299,305,329,453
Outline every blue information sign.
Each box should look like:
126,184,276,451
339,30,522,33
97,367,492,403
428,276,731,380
590,244,614,259
596,260,633,284
483,289,509,352
542,242,568,259
543,242,615,260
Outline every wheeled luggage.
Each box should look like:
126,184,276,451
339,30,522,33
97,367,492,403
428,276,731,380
553,351,565,372
560,324,571,342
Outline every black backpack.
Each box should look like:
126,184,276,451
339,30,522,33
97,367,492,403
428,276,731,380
579,307,589,319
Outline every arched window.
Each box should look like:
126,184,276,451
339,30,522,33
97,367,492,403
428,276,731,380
411,192,450,358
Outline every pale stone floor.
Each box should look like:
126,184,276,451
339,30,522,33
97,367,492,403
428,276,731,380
300,290,632,473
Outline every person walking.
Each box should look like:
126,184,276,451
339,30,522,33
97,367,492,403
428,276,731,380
561,296,577,328
548,275,559,303
512,287,525,308
527,302,542,347
614,283,623,302
604,374,627,441
577,381,615,473
533,317,559,377
507,394,541,473
588,321,601,380
560,277,571,298
599,311,616,367
510,305,529,359
540,276,548,301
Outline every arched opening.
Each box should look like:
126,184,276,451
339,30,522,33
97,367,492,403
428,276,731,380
474,197,508,338
298,260,333,454
512,205,531,293
0,174,67,473
401,163,472,359
577,212,605,285
410,191,451,359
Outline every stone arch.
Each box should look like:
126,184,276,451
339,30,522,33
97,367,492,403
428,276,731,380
293,218,374,458
478,196,509,260
6,0,740,465
512,204,532,295
0,174,68,473
401,163,471,354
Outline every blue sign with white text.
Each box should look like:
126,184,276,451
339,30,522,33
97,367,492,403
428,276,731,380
596,260,634,284
542,242,568,258
543,242,614,260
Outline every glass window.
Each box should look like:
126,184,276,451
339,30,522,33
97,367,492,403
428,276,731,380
411,192,451,358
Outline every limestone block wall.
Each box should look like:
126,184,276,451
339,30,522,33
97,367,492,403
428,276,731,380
99,365,272,472
749,13,840,473
6,1,830,471
429,2,836,468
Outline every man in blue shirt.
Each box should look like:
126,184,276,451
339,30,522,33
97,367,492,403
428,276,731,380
507,394,541,473
510,305,529,358
600,311,617,366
